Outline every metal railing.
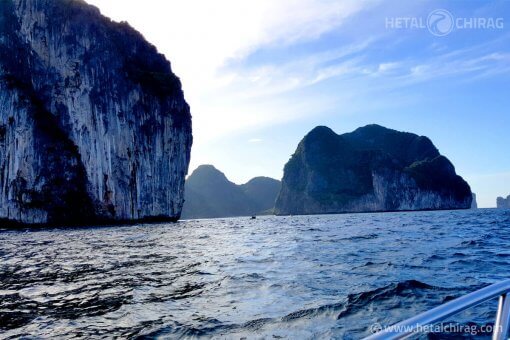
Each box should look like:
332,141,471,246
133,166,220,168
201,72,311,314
364,279,510,340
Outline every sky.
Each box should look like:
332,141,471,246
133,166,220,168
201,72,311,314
85,0,510,208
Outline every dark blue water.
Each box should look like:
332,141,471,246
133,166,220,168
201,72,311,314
1,209,509,339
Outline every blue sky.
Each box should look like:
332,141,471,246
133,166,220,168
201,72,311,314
87,0,510,207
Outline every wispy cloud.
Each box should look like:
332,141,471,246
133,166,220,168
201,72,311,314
376,62,401,74
397,52,510,84
217,40,374,98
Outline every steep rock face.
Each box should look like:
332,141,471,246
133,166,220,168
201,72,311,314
181,165,281,219
471,193,478,209
0,0,192,225
497,196,510,209
275,125,472,215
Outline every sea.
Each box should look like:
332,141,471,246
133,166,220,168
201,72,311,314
1,209,509,339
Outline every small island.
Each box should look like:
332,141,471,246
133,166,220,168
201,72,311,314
497,195,510,209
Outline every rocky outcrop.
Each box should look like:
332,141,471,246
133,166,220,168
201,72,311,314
471,193,478,209
240,177,282,214
497,196,510,209
181,165,281,219
0,0,192,226
275,125,472,215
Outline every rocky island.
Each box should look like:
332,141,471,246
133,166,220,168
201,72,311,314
275,125,472,215
0,0,192,226
497,196,510,209
182,165,280,219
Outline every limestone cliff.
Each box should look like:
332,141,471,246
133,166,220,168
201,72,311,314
0,0,192,225
275,125,472,215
